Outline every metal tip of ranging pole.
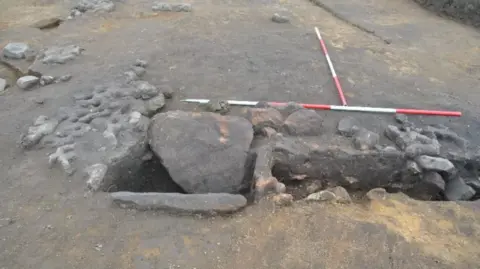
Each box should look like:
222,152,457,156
181,99,462,117
314,27,348,106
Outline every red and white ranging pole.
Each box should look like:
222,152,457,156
314,27,348,106
181,99,462,117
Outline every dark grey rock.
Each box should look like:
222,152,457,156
283,109,323,136
2,43,29,59
404,143,440,158
131,81,159,100
464,177,480,192
17,76,39,90
413,0,480,28
423,126,468,148
353,128,379,150
272,13,289,23
444,177,476,201
111,192,247,213
405,160,421,175
145,94,165,116
394,114,408,124
148,111,254,194
85,163,108,191
407,171,445,200
242,107,283,133
337,116,360,137
415,155,456,177
160,85,174,99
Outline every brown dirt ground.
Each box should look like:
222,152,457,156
1,0,480,268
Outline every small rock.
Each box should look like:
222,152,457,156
17,76,39,90
40,76,55,86
38,45,83,64
444,177,476,201
132,81,159,100
111,192,247,213
465,177,480,192
271,13,289,23
134,59,148,68
394,114,408,124
276,102,303,117
283,109,323,136
415,155,456,178
85,163,108,191
58,74,72,82
258,126,278,138
171,3,192,12
242,107,283,133
272,193,294,206
32,97,45,104
340,176,360,189
3,43,29,59
405,160,421,175
20,116,59,148
203,100,230,115
404,143,440,158
31,17,62,29
353,128,379,150
124,71,138,82
337,116,360,137
305,190,336,202
131,66,146,77
306,180,323,194
0,78,6,92
329,186,352,203
160,85,174,99
366,188,388,201
153,2,192,12
145,94,166,116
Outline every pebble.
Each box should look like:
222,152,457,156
17,76,39,90
3,43,30,59
40,76,55,86
31,17,62,29
272,193,294,206
272,13,289,23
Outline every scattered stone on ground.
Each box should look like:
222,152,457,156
415,155,456,178
72,0,115,15
148,111,254,194
19,116,59,148
340,176,360,189
111,192,247,213
405,160,422,175
353,128,380,150
271,13,290,23
337,116,360,137
329,186,352,203
444,177,476,201
85,163,108,191
306,190,336,202
145,94,166,116
242,107,283,134
17,76,39,90
272,193,294,206
0,78,6,92
31,17,63,29
202,100,230,115
134,59,148,68
283,109,323,136
2,43,30,59
394,114,408,124
152,2,192,12
40,76,55,86
36,45,83,64
306,180,323,194
160,85,174,99
366,188,388,201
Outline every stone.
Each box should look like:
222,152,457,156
160,85,174,99
124,71,138,82
305,190,336,202
340,176,360,189
258,127,278,138
58,74,72,82
276,102,303,117
2,43,29,59
404,143,440,158
464,177,480,192
366,188,388,201
329,186,352,203
130,66,146,77
405,160,421,175
406,171,445,200
48,143,76,175
306,180,323,194
40,76,55,86
131,81,159,100
423,126,468,148
17,76,39,90
415,155,456,178
73,0,115,13
37,45,83,64
85,163,108,191
111,192,247,213
272,193,294,206
202,100,230,115
353,129,380,150
145,94,166,116
242,107,283,133
0,78,6,92
271,13,289,23
283,109,323,136
148,111,254,194
152,2,192,12
134,59,148,68
32,17,62,29
337,116,360,137
394,114,408,124
444,177,476,201
19,116,59,148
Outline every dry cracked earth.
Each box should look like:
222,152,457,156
1,0,480,268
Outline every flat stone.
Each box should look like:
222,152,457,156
272,13,289,23
353,129,380,150
148,111,254,194
17,76,39,90
0,78,6,91
444,177,476,201
337,116,360,137
3,43,29,59
242,107,283,133
111,192,247,213
415,155,456,178
31,17,62,29
283,109,323,136
272,193,294,206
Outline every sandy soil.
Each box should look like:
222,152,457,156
1,0,480,268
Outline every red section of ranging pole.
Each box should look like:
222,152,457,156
314,27,348,106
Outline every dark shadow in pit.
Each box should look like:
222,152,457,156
114,151,186,193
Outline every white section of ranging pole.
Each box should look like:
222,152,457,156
315,27,337,77
182,99,259,106
330,105,396,113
